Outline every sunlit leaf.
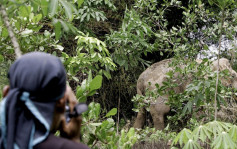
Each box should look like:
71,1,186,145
77,0,84,8
1,27,8,37
183,139,201,149
105,108,117,117
229,125,237,142
41,0,49,16
212,131,236,149
54,21,61,40
60,0,73,20
89,75,102,91
0,55,4,62
21,29,33,37
32,14,42,23
172,128,192,146
49,0,58,17
19,5,31,18
193,125,211,142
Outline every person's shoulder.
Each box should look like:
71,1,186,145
34,134,90,149
59,137,90,149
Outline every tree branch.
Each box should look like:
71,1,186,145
214,8,225,121
0,5,22,59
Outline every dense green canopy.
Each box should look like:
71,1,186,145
1,0,237,148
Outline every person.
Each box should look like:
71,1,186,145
0,52,90,149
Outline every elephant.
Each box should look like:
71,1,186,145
133,58,237,130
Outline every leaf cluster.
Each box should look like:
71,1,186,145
172,121,237,149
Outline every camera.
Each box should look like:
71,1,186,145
65,103,88,123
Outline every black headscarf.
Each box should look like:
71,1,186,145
0,52,66,149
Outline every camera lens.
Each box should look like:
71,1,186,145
65,103,88,123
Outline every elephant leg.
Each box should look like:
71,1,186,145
134,107,145,129
150,105,165,130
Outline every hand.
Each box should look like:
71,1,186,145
59,86,82,143
2,85,9,97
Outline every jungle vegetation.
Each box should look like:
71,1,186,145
1,0,237,148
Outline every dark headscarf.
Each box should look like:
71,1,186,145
0,52,66,149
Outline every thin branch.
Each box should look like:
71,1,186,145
214,9,225,121
116,72,121,135
0,5,22,59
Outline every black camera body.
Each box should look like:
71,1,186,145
65,103,88,123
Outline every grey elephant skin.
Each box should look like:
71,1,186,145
133,58,237,130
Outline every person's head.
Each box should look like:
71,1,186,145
1,52,68,149
2,85,74,133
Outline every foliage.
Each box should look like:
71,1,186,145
2,0,237,148
131,83,160,112
0,0,116,55
172,121,237,149
106,9,154,70
77,0,116,23
132,126,176,149
72,72,138,148
131,58,233,124
74,71,103,102
131,0,237,128
61,31,116,81
81,102,139,149
0,4,62,55
139,126,176,142
171,1,237,149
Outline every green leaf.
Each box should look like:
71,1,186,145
59,20,70,32
206,121,227,138
21,29,33,37
229,125,237,141
203,44,209,50
208,0,213,5
0,55,4,62
54,44,64,51
87,70,93,83
142,26,147,34
105,108,117,117
31,0,40,12
59,0,73,20
54,21,61,40
86,13,90,21
182,101,192,115
49,0,58,17
87,134,96,145
183,139,201,149
77,0,84,8
76,79,87,98
41,0,49,16
88,102,101,120
103,71,111,79
193,125,211,142
120,129,126,144
127,128,135,138
32,14,42,23
172,128,192,146
87,90,96,96
80,12,87,22
1,27,8,37
212,131,236,149
15,21,21,31
79,96,87,102
72,76,79,82
19,6,31,18
90,123,102,126
89,75,103,91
